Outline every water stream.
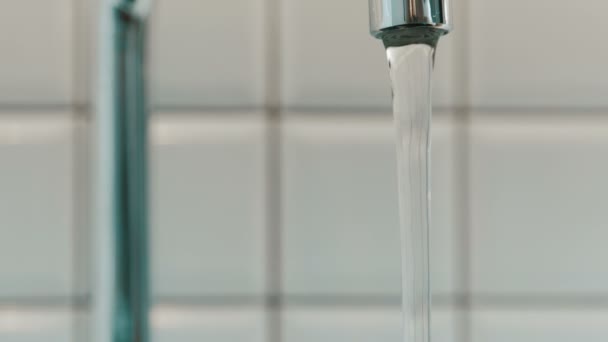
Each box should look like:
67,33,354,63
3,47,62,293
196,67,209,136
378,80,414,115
386,40,437,342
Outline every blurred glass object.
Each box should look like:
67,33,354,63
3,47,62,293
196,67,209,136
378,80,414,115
92,0,153,341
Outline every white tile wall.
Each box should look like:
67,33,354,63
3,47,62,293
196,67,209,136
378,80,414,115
470,0,608,108
0,1,73,105
470,113,608,294
150,0,266,108
283,307,456,342
0,113,74,297
0,308,75,341
71,115,91,298
150,113,267,296
282,113,457,296
152,306,266,342
73,0,95,106
431,114,459,295
8,0,608,339
472,309,608,342
280,0,457,109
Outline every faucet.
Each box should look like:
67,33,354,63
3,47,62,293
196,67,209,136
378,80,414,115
93,1,153,341
369,0,451,46
367,2,452,342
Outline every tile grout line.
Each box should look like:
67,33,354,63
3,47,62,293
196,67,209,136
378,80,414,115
450,0,474,339
266,112,283,342
70,0,85,340
265,0,282,109
455,107,473,342
71,0,94,339
264,0,283,339
8,293,608,310
70,110,80,341
1,104,608,115
73,112,93,342
72,0,89,108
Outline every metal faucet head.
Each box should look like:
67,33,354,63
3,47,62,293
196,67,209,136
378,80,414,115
369,0,451,44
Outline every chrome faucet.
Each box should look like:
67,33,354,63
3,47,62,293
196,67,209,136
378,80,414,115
369,0,452,46
367,2,452,342
94,1,153,341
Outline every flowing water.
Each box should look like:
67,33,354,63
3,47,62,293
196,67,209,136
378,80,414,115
386,42,436,342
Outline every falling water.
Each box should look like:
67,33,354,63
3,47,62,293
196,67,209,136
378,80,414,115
386,33,439,342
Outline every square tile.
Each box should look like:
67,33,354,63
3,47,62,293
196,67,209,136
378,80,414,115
72,308,89,342
71,115,91,298
0,1,73,104
0,308,74,341
282,113,457,296
281,0,457,109
150,0,266,107
472,309,608,342
152,306,266,342
470,0,608,107
73,0,96,106
470,113,608,294
0,113,74,297
150,112,267,296
283,307,456,342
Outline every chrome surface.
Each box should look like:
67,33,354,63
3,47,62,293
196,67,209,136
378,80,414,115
369,0,451,38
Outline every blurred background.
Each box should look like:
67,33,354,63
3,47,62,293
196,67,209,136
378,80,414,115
1,0,608,341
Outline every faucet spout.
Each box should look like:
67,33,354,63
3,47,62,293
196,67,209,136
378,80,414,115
369,0,451,45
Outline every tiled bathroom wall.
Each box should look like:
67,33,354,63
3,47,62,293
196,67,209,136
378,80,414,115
1,0,608,341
